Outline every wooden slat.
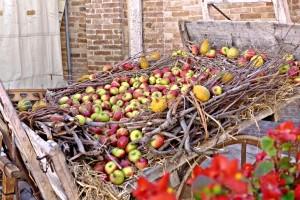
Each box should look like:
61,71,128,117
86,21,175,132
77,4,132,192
0,82,58,200
272,0,292,24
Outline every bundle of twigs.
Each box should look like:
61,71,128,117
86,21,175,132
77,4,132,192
18,47,298,200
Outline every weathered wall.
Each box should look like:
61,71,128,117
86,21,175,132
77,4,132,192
61,0,300,79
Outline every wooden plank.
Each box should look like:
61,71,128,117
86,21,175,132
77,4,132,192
179,21,300,58
2,175,15,200
0,82,58,200
127,0,143,56
23,123,79,200
201,0,211,20
0,156,21,179
0,116,41,198
206,0,271,3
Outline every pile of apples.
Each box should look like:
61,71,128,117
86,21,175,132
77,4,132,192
92,126,165,185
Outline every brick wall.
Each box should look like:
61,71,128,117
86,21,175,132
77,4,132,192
61,0,300,79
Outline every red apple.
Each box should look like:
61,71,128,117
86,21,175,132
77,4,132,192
117,136,129,149
135,158,148,170
110,87,119,95
122,166,134,178
206,49,216,58
238,57,248,67
111,80,120,88
120,159,131,168
153,69,162,78
116,128,129,138
107,124,119,136
113,111,123,121
162,66,171,73
111,147,126,158
133,89,144,99
122,62,134,70
191,45,199,55
104,84,111,90
150,134,165,149
243,48,256,60
125,142,137,153
93,162,105,173
88,127,103,135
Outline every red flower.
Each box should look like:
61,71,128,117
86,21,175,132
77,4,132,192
267,121,299,143
255,152,267,162
259,172,284,200
132,173,176,200
187,165,203,185
242,163,254,178
295,184,300,200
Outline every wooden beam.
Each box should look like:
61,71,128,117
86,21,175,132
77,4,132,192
201,0,211,20
127,0,143,56
0,156,21,179
206,0,271,3
0,82,58,200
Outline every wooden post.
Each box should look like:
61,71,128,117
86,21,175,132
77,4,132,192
127,0,143,57
272,0,292,24
201,0,211,20
2,175,15,200
0,82,58,200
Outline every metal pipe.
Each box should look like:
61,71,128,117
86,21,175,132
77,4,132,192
64,0,73,84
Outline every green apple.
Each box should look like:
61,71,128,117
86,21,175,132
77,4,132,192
125,142,137,153
109,170,125,185
130,130,143,141
211,85,223,96
149,76,156,85
128,149,142,163
111,147,126,158
75,115,86,126
105,161,117,174
122,166,134,178
96,88,106,96
278,64,290,74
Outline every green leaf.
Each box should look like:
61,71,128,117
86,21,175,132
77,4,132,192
281,191,294,200
279,157,291,170
194,194,201,200
267,147,277,157
281,174,294,185
281,143,292,151
261,137,274,151
254,161,274,178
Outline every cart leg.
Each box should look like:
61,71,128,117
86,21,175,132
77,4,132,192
2,175,16,200
241,142,247,167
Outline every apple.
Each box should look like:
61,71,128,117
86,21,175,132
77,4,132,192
102,64,112,72
133,89,144,99
104,84,111,90
101,101,111,110
93,162,105,173
71,93,82,101
122,92,133,102
243,48,256,60
294,76,300,83
181,84,190,93
128,149,142,163
116,128,129,138
126,111,139,118
130,130,143,142
129,100,140,110
92,104,101,113
171,66,181,76
121,81,130,87
238,57,248,67
211,85,223,96
118,85,128,94
150,134,165,149
139,75,149,83
109,96,118,105
151,91,163,99
94,112,110,122
111,80,120,88
79,105,92,117
101,94,110,101
122,166,134,178
124,105,133,113
153,69,162,78
182,63,191,71
166,90,179,100
278,64,290,74
288,65,300,78
111,147,126,158
139,97,150,104
139,82,149,90
191,45,199,55
149,76,156,85
170,84,179,90
86,86,95,94
75,115,86,126
113,111,123,121
220,46,229,55
132,81,141,89
105,161,117,174
206,49,216,58
82,95,91,102
135,158,148,170
122,62,134,70
110,87,119,95
125,142,137,153
97,88,107,96
109,170,125,185
185,70,194,78
160,78,170,85
107,124,119,136
116,100,124,107
117,136,129,149
120,159,131,167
